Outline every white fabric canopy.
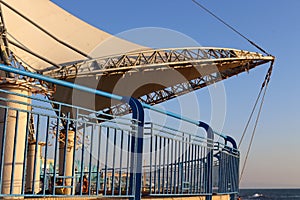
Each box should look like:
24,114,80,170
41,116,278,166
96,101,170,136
2,0,143,72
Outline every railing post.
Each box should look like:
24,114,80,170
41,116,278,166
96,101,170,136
198,121,214,200
122,97,144,200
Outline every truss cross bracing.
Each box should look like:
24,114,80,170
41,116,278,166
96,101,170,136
45,47,273,115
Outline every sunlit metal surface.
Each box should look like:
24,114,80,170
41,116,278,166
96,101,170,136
48,47,274,115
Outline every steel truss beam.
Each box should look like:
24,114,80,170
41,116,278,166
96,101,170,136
105,59,271,116
42,47,273,116
43,47,273,78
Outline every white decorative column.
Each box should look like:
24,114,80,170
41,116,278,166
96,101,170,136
0,84,31,195
59,130,75,195
25,142,43,194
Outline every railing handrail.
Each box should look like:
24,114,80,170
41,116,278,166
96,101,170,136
0,64,240,199
0,64,231,140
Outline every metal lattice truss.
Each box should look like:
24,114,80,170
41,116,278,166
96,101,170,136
43,47,274,116
43,47,274,78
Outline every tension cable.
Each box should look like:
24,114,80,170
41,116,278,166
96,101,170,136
191,0,271,56
239,61,274,182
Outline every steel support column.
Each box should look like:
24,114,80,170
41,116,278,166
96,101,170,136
199,121,214,200
122,97,144,200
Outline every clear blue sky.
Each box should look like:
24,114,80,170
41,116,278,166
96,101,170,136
52,0,300,188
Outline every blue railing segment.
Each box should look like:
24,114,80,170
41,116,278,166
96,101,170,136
0,64,240,199
0,64,123,102
0,64,229,141
142,119,239,198
0,91,140,197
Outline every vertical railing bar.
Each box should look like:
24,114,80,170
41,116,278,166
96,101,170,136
31,113,40,195
226,153,229,193
230,154,235,192
88,124,95,195
209,143,214,197
196,144,200,193
162,137,166,194
205,147,208,194
125,131,130,195
52,117,60,195
226,154,230,192
193,141,196,193
10,110,19,194
201,146,204,193
197,145,200,193
180,134,184,194
129,120,137,197
42,116,51,195
96,125,102,195
173,140,177,194
149,123,153,194
0,108,8,194
224,153,227,193
177,140,181,194
231,155,233,192
190,142,194,193
235,156,237,192
184,135,188,192
79,123,87,195
228,155,231,193
21,112,30,195
218,152,221,193
103,127,109,195
224,153,229,192
204,147,208,194
177,139,180,194
187,135,191,193
128,98,144,200
237,156,240,192
195,145,199,193
208,146,211,195
223,153,226,193
233,156,236,192
166,138,170,194
118,130,124,195
62,113,71,188
111,128,117,195
170,139,173,194
235,156,238,192
196,145,200,193
71,109,79,196
193,143,196,192
198,146,201,193
158,136,162,194
231,156,234,192
154,135,158,194
218,152,222,193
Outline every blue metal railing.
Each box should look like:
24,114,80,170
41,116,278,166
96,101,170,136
0,89,139,197
0,64,240,199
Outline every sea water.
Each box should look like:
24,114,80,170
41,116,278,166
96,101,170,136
239,189,300,200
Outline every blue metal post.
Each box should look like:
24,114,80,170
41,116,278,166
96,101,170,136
122,97,144,200
199,122,214,200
